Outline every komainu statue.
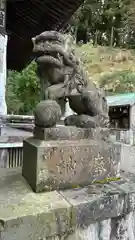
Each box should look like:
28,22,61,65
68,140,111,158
32,31,109,128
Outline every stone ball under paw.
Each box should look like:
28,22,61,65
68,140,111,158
34,100,61,127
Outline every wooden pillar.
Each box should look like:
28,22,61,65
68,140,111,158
0,0,7,116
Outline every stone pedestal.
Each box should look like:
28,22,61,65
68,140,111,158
22,127,121,193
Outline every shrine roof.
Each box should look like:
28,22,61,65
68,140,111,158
6,0,83,71
106,93,135,107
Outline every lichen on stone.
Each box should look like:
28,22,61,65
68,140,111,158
93,177,121,184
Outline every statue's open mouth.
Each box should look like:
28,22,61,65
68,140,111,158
33,43,64,68
32,36,75,69
36,54,63,68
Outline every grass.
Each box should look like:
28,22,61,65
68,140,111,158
75,44,135,91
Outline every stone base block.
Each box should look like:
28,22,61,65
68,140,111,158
22,137,121,192
34,126,109,141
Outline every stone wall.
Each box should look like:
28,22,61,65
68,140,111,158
109,128,135,145
120,144,135,173
51,213,135,239
1,169,135,240
130,104,135,130
109,129,135,174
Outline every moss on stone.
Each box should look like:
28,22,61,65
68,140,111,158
71,185,81,189
93,177,121,184
70,177,121,189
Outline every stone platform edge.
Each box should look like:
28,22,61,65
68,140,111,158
0,168,135,240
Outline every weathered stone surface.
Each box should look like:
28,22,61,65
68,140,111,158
60,183,125,227
0,148,8,167
0,136,24,143
34,126,110,141
59,213,135,240
60,172,135,228
120,144,135,174
0,168,71,240
22,137,121,192
1,169,135,240
34,100,61,128
64,114,97,128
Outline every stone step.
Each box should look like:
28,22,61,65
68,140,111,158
0,168,134,240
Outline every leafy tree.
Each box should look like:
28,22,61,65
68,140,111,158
71,0,103,43
123,0,135,48
6,62,41,115
70,0,131,47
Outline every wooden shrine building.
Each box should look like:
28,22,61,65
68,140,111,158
106,93,135,130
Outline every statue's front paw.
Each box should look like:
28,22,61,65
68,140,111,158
64,114,97,128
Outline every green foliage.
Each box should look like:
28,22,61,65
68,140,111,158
71,0,134,47
99,70,135,94
76,43,135,96
6,62,41,115
123,1,135,48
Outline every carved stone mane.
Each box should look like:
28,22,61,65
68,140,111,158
32,31,109,128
